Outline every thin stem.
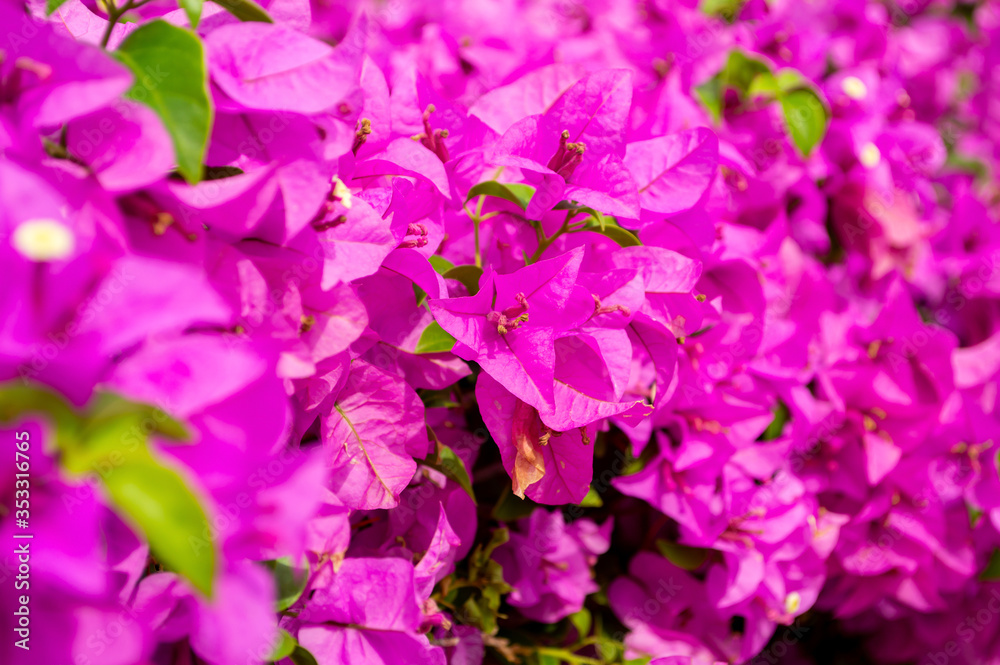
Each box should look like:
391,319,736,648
473,194,485,268
535,647,602,665
473,217,481,267
572,636,603,649
469,167,504,268
101,0,127,48
100,0,154,48
527,210,576,264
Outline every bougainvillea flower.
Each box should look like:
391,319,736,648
624,127,719,217
6,2,1000,665
494,509,612,622
489,69,639,219
321,360,426,510
477,372,596,504
206,22,359,115
292,557,445,665
430,248,592,411
0,1,132,129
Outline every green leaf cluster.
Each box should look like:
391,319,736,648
435,528,512,635
695,50,830,155
0,384,216,596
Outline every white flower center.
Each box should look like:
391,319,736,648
841,76,868,100
12,219,75,262
859,143,881,169
784,591,802,614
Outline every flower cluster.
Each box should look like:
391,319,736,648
1,0,999,664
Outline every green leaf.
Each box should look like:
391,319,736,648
466,181,535,210
418,389,460,409
443,264,484,296
481,582,505,611
268,629,297,662
946,152,989,179
578,486,603,507
480,527,510,562
775,69,806,93
759,399,790,441
211,0,274,22
289,646,320,665
429,255,456,275
580,217,640,248
204,165,245,180
700,0,744,21
694,77,723,124
780,88,828,156
695,50,772,122
621,442,658,476
45,0,70,14
177,0,203,28
413,282,428,307
457,560,511,634
557,201,641,247
423,435,476,503
415,322,456,354
491,485,537,521
85,392,190,442
655,539,708,571
264,558,310,611
63,412,147,476
747,72,779,100
595,638,622,662
461,594,489,632
114,21,213,184
969,502,985,528
0,384,214,597
103,458,216,596
569,607,592,638
0,384,72,423
481,559,509,588
60,393,194,479
721,50,772,96
553,200,600,214
981,548,1000,581
0,384,80,451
